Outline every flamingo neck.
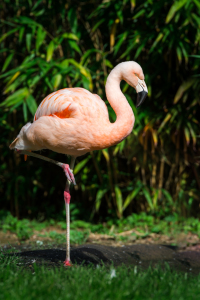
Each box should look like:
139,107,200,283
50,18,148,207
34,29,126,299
105,67,135,147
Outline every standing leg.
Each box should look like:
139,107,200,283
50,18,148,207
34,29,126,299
63,156,76,267
17,150,76,266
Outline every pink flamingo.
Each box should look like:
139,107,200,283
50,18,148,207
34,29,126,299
9,61,148,266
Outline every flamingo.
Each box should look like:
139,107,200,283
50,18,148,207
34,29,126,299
9,61,148,266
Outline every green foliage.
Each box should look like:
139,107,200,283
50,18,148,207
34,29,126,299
1,212,33,240
48,229,89,245
0,0,200,221
113,212,200,236
1,210,200,244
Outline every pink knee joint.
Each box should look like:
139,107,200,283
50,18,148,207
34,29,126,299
64,190,71,204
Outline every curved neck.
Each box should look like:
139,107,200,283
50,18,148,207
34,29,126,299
104,67,135,147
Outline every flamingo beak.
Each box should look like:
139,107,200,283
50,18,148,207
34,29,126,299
9,137,19,150
135,79,148,108
136,91,148,108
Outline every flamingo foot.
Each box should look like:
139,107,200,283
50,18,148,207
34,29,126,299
62,164,76,185
64,260,72,267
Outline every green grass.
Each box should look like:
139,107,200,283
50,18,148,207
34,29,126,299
0,252,200,300
47,229,89,245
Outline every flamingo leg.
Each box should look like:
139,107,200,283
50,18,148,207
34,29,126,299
18,150,76,185
63,156,76,267
18,150,76,266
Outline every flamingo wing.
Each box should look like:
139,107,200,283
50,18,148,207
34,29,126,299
34,88,109,122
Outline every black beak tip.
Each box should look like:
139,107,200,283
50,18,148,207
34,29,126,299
136,91,148,108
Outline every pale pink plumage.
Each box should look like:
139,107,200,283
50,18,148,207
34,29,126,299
31,87,111,156
10,61,147,156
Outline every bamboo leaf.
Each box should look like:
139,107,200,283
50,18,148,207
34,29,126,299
176,47,182,63
95,189,107,211
67,59,93,90
4,71,21,88
74,156,91,175
162,189,174,205
174,79,195,104
133,9,145,19
32,0,43,11
2,53,14,72
130,0,136,10
104,59,113,68
26,33,32,52
152,189,159,208
120,41,135,59
23,102,28,122
193,0,200,9
114,32,127,56
169,110,178,123
149,33,163,53
110,19,120,49
4,74,26,94
162,30,170,42
62,33,79,41
123,185,141,211
9,100,24,113
102,149,110,163
166,0,187,23
158,113,172,133
0,27,19,43
26,95,37,116
92,19,105,32
16,16,42,27
184,127,190,145
46,41,54,62
192,13,200,26
134,42,145,59
187,122,197,146
0,87,29,107
68,40,82,55
59,59,69,69
44,77,53,90
36,27,46,53
32,9,45,17
143,187,154,210
29,75,41,88
152,130,158,147
52,74,62,89
181,44,188,64
19,27,25,43
67,8,78,34
115,185,123,217
81,49,102,65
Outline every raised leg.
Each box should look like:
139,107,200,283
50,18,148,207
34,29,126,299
63,156,76,267
19,150,76,184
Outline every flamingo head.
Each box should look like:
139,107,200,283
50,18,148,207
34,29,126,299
9,123,32,150
120,61,148,108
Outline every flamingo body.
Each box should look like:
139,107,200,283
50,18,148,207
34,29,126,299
10,61,148,156
32,87,111,156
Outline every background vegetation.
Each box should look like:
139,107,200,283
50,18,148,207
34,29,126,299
0,0,200,223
